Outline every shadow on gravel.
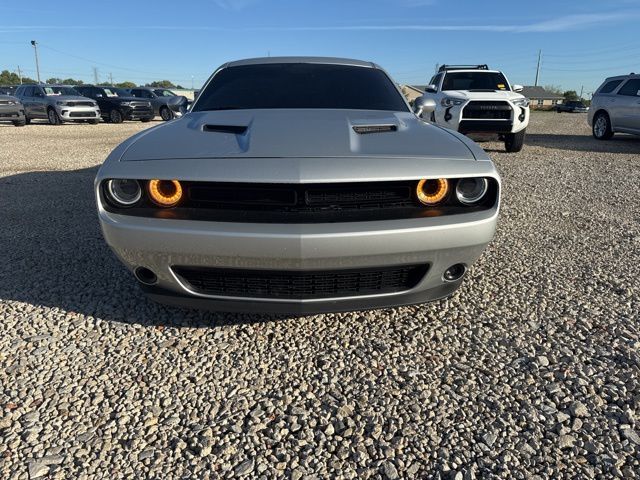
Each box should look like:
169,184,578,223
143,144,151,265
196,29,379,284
0,167,276,327
526,133,640,154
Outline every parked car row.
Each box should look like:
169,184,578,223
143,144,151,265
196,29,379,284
0,84,189,126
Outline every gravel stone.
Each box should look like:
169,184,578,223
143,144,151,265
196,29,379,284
570,401,590,418
1,113,639,479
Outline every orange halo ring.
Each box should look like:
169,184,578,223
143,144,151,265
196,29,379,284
148,179,183,207
416,178,449,205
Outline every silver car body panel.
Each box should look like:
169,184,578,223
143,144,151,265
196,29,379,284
589,74,640,135
96,57,501,313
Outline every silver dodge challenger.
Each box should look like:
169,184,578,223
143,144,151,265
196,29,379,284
96,57,501,314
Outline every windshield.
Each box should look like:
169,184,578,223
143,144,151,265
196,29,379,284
442,71,510,91
193,63,409,112
102,88,129,97
44,86,80,96
154,89,176,97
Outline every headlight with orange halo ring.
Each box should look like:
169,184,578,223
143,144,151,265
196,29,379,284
147,179,183,207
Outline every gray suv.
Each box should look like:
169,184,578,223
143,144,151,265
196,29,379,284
14,84,101,125
127,87,188,121
589,74,640,139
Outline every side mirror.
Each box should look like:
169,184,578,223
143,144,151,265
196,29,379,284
425,84,437,93
512,84,523,93
413,96,437,117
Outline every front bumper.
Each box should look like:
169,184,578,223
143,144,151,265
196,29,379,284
437,101,529,134
122,105,154,120
98,207,498,314
57,105,100,121
0,105,25,121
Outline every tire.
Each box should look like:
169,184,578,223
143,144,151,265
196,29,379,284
140,117,153,123
160,106,174,121
504,129,526,153
25,117,31,125
592,112,614,140
88,119,99,125
47,108,61,125
13,119,26,127
109,109,124,124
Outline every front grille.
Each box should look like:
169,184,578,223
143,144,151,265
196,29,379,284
67,101,95,107
463,101,511,120
173,264,429,299
131,102,150,108
187,182,415,212
69,111,95,118
102,179,500,223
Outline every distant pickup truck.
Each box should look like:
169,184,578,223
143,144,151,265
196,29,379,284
556,101,589,113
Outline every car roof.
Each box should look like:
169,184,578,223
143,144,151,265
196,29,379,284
441,69,502,74
225,56,377,68
603,73,639,81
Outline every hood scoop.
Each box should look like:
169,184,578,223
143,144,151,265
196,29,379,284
203,124,248,135
352,124,397,135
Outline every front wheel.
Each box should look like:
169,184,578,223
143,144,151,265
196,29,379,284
47,108,62,125
592,112,613,140
88,119,99,125
13,119,26,127
140,117,153,123
505,129,526,153
109,109,124,124
160,106,174,121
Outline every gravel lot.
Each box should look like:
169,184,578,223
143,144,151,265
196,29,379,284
1,114,639,479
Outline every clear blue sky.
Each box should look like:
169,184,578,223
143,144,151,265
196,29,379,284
1,0,639,95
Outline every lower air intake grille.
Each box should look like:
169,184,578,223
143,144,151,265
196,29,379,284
173,264,429,300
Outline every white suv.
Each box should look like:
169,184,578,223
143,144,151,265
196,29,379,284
589,74,640,140
417,65,530,152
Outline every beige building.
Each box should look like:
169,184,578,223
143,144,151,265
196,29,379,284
400,85,424,104
521,86,564,110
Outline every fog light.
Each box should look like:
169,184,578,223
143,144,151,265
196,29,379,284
444,264,466,282
148,179,183,207
456,178,488,205
417,178,449,205
106,179,142,206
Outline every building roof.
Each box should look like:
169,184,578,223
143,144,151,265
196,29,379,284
402,85,424,95
411,85,427,92
521,86,564,100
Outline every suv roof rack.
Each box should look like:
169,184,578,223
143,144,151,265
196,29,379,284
438,64,489,72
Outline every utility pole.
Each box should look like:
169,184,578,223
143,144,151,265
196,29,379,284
579,85,584,100
534,49,541,86
30,40,41,84
435,63,440,74
191,75,194,90
93,67,99,84
16,65,23,84
109,72,113,86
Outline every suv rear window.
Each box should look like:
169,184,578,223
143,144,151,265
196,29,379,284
599,80,623,94
193,63,408,112
442,72,510,91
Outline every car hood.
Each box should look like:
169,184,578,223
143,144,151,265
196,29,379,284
119,110,477,161
50,95,95,102
443,90,525,101
112,96,149,103
0,94,20,102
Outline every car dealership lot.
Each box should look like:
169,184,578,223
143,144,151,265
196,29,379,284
1,115,638,479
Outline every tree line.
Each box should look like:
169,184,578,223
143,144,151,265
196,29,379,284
0,70,184,89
